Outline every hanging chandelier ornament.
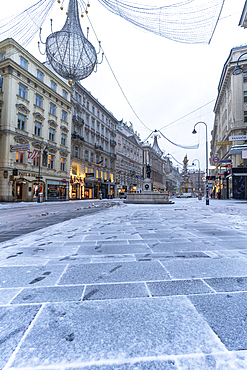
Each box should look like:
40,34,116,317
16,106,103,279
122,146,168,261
44,0,97,82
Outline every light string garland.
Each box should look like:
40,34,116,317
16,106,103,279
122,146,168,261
0,0,225,47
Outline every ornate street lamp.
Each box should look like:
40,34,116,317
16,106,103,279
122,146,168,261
233,52,247,75
192,122,209,205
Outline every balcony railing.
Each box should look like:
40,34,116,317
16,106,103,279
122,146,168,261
110,153,117,158
110,139,117,146
72,115,84,124
94,144,104,151
72,133,84,141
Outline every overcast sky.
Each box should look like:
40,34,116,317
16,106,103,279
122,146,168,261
2,0,247,171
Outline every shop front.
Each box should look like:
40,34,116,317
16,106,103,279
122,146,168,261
46,180,69,201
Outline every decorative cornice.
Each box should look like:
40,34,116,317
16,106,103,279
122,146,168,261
48,119,58,127
16,103,30,115
14,135,29,144
33,112,45,121
61,125,69,133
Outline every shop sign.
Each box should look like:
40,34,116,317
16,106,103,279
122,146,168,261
216,141,232,146
10,144,30,152
63,179,66,183
85,173,94,177
229,135,247,141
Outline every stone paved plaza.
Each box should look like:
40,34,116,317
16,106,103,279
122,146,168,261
1,199,247,369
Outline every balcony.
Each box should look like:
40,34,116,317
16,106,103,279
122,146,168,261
72,115,84,124
94,144,104,152
72,133,84,141
110,139,117,146
110,153,117,158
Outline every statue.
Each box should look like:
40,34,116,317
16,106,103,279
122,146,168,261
146,163,151,178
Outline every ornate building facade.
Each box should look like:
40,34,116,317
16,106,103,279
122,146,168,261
0,39,72,202
70,82,117,199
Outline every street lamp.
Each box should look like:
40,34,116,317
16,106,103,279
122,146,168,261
192,121,209,205
233,52,247,75
192,159,201,199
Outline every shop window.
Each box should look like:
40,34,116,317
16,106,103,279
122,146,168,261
51,80,56,91
17,113,26,131
16,151,25,163
37,70,43,81
61,157,66,171
20,56,28,69
35,94,43,108
50,102,56,115
19,83,27,99
48,154,54,169
34,121,42,137
72,164,77,175
61,133,66,146
49,128,55,142
62,110,67,122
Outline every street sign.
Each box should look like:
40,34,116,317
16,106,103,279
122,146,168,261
216,141,232,146
219,160,232,164
8,181,11,186
10,144,30,152
229,135,247,141
213,157,219,163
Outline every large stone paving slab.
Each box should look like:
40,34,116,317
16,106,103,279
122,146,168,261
161,258,247,279
190,292,247,351
58,261,170,285
9,297,226,368
0,265,65,288
0,304,41,369
77,243,151,255
147,279,214,297
82,282,149,300
204,277,247,292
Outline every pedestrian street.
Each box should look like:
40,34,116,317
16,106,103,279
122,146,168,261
1,199,247,369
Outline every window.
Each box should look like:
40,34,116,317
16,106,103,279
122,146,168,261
19,83,27,99
20,56,28,69
87,101,89,110
62,110,67,122
91,119,95,129
101,127,104,135
51,81,56,91
244,91,247,103
86,116,89,125
49,128,55,142
85,132,88,142
16,151,25,163
118,144,121,152
0,74,2,92
34,121,42,137
105,130,108,138
37,70,43,81
33,155,39,167
78,94,81,103
85,150,88,161
61,158,66,171
102,114,104,122
0,109,1,124
50,103,56,115
74,126,79,134
97,110,100,118
91,134,94,145
17,113,26,131
244,111,247,123
92,106,95,114
61,133,66,146
63,90,67,99
244,72,247,83
1,52,5,61
48,154,54,169
74,146,79,158
90,152,94,162
105,158,107,168
97,123,100,132
35,94,43,108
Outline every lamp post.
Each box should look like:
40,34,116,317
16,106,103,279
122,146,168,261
233,52,247,75
192,122,209,205
192,159,201,198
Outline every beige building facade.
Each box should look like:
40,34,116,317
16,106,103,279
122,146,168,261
211,45,247,199
0,38,72,202
116,120,143,195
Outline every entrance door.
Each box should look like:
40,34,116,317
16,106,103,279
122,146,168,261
16,183,22,201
